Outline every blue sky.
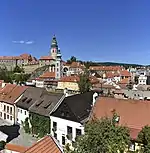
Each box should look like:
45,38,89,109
0,0,150,64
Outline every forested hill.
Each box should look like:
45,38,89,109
80,61,144,68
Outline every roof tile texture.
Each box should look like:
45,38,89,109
92,97,150,139
24,136,62,153
5,143,27,152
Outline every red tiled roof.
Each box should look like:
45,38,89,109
89,76,99,84
92,97,150,139
106,72,120,78
0,84,28,104
119,78,130,84
70,62,85,69
59,75,80,83
23,135,63,153
89,66,123,71
0,53,33,60
119,70,131,77
5,143,27,152
20,54,31,59
39,71,55,78
39,56,54,60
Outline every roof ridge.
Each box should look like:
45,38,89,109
23,135,48,152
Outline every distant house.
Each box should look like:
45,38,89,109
63,62,85,76
4,143,27,153
0,84,27,124
50,91,98,146
23,135,64,153
35,71,57,89
0,53,37,71
138,74,147,85
57,75,80,93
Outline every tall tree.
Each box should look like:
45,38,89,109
78,69,91,93
138,126,150,153
13,65,24,73
67,56,77,64
69,116,130,153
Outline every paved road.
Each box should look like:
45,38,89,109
0,118,38,147
10,127,38,147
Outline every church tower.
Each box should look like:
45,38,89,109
50,35,58,59
50,35,63,79
55,48,63,79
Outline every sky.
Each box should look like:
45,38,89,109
0,0,150,64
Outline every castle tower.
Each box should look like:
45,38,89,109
55,48,63,79
50,35,58,60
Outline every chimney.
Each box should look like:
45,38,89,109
2,82,6,88
93,92,98,106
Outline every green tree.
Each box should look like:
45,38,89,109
67,56,77,64
69,116,130,153
29,113,50,138
12,73,31,84
0,141,6,150
13,65,24,73
138,126,150,153
78,69,91,93
23,117,31,134
0,67,13,83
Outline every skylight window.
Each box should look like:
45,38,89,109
26,98,32,103
36,100,44,107
44,103,52,109
22,97,27,102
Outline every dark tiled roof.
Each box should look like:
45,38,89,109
16,87,46,110
52,91,94,123
29,92,64,117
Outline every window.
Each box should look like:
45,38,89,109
4,105,6,111
7,106,9,113
24,110,26,115
10,116,12,120
7,115,9,119
0,112,2,117
76,128,82,137
67,126,72,134
20,109,22,113
67,126,72,140
18,108,19,112
62,136,65,145
4,113,6,119
10,107,12,114
53,122,57,131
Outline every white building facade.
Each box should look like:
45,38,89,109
50,116,84,146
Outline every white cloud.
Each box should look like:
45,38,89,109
12,40,25,44
25,41,34,45
12,40,34,45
